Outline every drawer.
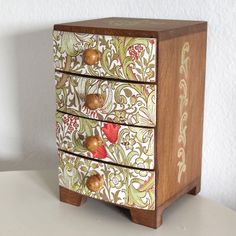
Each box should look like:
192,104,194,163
55,72,156,127
56,112,154,169
53,31,156,82
58,150,155,210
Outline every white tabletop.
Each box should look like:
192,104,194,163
0,169,235,236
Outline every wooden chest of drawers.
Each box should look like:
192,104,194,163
53,17,207,228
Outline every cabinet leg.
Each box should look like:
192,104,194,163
130,208,163,229
59,186,87,206
188,180,201,195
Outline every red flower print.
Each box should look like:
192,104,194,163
102,123,121,144
128,44,144,61
149,39,155,44
134,44,144,52
63,114,79,133
93,145,107,159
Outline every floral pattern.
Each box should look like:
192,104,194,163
177,42,190,183
55,72,156,127
53,31,156,82
101,123,120,144
93,145,107,159
58,150,155,210
56,112,155,169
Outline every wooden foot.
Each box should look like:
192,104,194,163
188,180,201,196
59,186,87,206
130,208,163,229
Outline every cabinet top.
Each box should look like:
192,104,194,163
54,17,207,40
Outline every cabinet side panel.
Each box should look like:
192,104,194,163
157,31,207,206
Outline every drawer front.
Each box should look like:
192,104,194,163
53,31,156,82
58,150,155,210
55,72,156,127
56,112,155,169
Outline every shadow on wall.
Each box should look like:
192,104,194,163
0,29,57,171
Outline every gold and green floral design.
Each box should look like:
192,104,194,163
58,150,155,210
55,72,156,127
56,112,155,169
53,31,156,82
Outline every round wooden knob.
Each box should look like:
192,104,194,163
83,48,101,65
86,174,104,192
85,135,103,153
84,94,104,110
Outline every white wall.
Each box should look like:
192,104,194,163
0,0,236,210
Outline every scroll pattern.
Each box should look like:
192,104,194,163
177,42,190,183
56,112,155,169
53,31,156,82
58,151,155,210
55,72,156,127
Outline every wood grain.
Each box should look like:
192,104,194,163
130,208,158,229
54,17,207,40
59,178,200,229
60,186,87,206
156,31,207,206
55,18,207,228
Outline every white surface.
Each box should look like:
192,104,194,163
0,169,236,236
0,0,236,211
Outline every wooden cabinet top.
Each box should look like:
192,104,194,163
54,17,207,40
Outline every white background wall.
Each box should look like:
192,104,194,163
0,0,236,210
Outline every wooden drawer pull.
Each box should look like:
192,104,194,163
86,174,104,192
85,94,104,110
83,48,101,65
85,135,103,153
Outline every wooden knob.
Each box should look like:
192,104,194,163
86,174,104,192
84,94,104,110
85,135,103,153
83,48,101,65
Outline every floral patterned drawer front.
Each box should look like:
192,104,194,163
56,112,155,169
55,72,156,127
53,31,156,82
58,150,155,210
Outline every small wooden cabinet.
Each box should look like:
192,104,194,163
53,17,207,228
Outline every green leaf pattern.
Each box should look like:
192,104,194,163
55,72,156,127
58,150,155,210
56,112,154,169
53,31,156,82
